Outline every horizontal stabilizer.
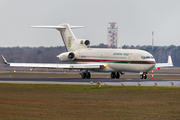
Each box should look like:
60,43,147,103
31,25,84,29
31,23,86,52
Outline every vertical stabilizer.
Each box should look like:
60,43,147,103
31,23,86,52
168,55,173,64
57,24,78,51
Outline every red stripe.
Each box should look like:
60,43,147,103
75,59,155,63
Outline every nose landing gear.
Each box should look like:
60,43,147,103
140,72,147,79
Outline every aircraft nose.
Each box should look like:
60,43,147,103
153,58,156,65
151,59,156,69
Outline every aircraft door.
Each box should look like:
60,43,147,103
128,53,132,63
128,53,132,59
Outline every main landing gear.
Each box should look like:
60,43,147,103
140,72,147,79
111,72,120,79
80,71,121,79
81,71,91,79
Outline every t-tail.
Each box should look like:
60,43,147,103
31,23,90,52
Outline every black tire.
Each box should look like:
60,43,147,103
140,75,143,79
87,72,91,79
111,72,115,79
116,72,120,79
144,75,147,79
81,72,86,79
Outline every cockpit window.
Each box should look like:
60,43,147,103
141,56,154,59
141,56,145,59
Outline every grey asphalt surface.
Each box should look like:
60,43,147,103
0,77,180,86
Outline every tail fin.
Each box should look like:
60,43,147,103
168,55,173,65
31,23,87,52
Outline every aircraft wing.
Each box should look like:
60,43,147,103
1,55,105,69
155,55,173,69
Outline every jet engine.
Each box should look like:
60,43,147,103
84,40,90,46
80,39,90,46
57,52,76,62
68,52,75,60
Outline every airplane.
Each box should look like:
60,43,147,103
1,23,173,79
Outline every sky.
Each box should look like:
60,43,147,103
0,0,180,47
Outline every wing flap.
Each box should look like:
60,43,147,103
9,63,70,68
1,55,105,69
9,63,104,69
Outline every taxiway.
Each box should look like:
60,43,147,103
0,77,180,87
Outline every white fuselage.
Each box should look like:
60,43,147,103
64,48,156,72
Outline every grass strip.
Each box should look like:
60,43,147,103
0,84,180,120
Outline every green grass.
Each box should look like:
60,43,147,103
0,84,180,120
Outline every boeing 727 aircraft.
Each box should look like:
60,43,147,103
1,23,173,79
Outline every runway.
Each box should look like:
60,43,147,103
0,77,180,87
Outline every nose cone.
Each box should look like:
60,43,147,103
147,55,156,71
138,50,156,71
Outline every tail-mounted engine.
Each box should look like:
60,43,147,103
57,52,76,62
68,52,75,60
80,39,90,46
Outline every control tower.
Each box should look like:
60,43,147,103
107,22,118,48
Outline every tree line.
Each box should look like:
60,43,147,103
0,44,179,67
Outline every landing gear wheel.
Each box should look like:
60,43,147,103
81,72,86,79
87,72,91,79
116,72,120,79
111,72,115,79
81,72,91,79
144,75,147,79
140,74,147,79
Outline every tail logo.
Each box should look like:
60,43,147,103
68,37,72,47
80,40,83,44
